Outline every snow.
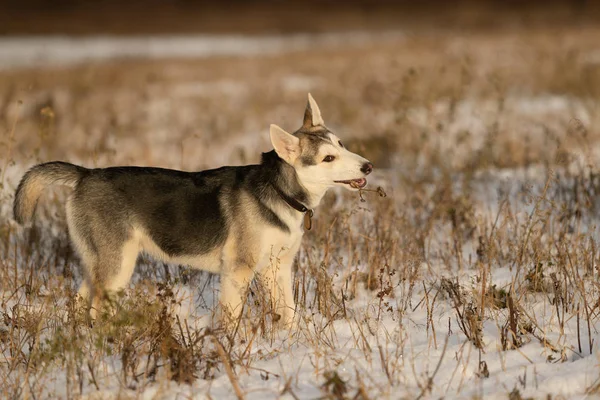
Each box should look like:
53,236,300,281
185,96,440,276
0,32,404,70
2,33,600,399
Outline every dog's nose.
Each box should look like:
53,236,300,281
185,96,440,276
361,162,373,175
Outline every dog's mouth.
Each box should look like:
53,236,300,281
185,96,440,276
334,178,367,189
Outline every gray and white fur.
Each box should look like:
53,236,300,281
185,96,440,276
13,94,373,325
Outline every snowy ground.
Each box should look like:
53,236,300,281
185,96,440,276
0,32,403,70
2,30,600,399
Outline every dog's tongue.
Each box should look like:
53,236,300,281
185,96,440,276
350,178,367,189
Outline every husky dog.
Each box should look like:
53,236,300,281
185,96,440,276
13,94,373,325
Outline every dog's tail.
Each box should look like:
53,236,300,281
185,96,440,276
13,161,89,224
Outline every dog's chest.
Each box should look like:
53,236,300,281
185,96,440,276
259,225,303,258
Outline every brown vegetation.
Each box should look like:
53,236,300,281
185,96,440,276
1,22,600,398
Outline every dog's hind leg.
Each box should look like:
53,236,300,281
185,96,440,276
66,198,97,313
103,236,139,293
67,198,139,319
80,238,138,319
86,234,140,318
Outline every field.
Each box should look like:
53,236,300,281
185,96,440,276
2,23,600,399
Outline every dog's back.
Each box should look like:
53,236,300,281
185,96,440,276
73,166,235,257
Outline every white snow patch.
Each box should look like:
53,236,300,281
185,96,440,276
583,50,600,66
280,75,324,93
169,80,249,98
0,32,405,70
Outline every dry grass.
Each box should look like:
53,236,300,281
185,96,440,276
2,25,600,398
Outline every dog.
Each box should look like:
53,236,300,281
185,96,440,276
13,94,373,326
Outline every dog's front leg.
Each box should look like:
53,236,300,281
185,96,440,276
276,257,296,327
262,241,300,327
219,265,255,327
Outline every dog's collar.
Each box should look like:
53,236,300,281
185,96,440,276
272,184,314,230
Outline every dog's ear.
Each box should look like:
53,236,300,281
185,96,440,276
270,124,300,164
302,93,325,128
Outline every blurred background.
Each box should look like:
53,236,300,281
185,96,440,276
0,0,598,35
1,0,599,177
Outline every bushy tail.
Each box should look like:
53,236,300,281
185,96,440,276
13,161,89,224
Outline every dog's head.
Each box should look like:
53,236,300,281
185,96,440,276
270,94,373,196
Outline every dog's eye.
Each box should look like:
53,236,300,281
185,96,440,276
322,155,336,163
338,140,344,148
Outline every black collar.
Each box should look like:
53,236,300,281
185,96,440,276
271,183,314,230
272,183,310,213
